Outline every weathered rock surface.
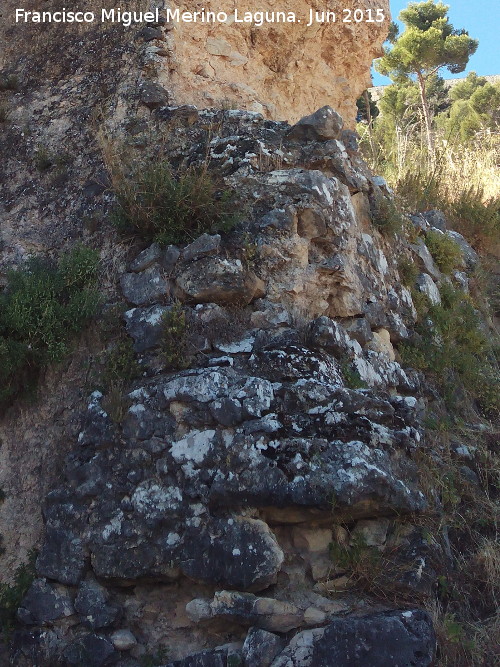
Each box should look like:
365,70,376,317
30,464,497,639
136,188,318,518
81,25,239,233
415,273,441,306
176,257,265,305
120,266,169,305
152,1,390,124
7,108,446,665
17,579,74,626
287,106,344,142
242,628,286,666
273,610,435,666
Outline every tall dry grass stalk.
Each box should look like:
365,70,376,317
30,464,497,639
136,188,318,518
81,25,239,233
438,131,500,202
363,127,500,253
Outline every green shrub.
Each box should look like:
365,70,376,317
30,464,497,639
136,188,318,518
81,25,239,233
161,303,191,370
0,246,99,411
112,161,240,245
400,283,499,417
0,104,8,123
340,359,367,389
371,193,405,236
99,335,141,424
0,73,19,92
101,338,140,390
446,186,500,250
34,146,70,173
398,256,418,287
0,551,36,632
425,230,462,274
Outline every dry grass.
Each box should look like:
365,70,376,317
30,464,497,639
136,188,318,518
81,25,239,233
440,131,500,203
414,422,500,666
360,124,500,254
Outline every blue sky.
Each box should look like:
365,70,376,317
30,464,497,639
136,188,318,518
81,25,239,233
371,0,500,85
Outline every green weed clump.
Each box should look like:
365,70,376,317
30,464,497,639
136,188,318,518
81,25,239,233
0,551,36,632
0,246,99,412
0,104,9,123
0,73,19,92
371,193,405,236
111,161,240,245
401,283,499,417
425,230,463,274
161,303,191,370
398,256,418,287
340,359,368,390
99,336,141,424
445,186,500,251
101,337,140,391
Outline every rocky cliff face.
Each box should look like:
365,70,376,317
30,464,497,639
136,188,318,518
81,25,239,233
0,1,388,589
152,0,389,123
1,3,496,667
8,107,444,666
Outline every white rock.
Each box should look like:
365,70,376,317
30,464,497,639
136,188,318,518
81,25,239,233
111,629,137,651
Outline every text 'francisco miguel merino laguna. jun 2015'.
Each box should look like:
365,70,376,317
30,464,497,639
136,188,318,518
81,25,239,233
14,7,386,28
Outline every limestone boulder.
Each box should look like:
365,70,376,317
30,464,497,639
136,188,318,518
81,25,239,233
287,106,344,142
176,257,265,305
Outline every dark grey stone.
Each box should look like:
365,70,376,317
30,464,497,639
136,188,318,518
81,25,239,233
311,610,435,667
209,397,244,426
343,317,373,345
63,633,116,667
180,517,283,591
259,208,295,231
181,234,221,262
139,81,169,109
167,650,227,667
422,209,447,231
410,238,440,280
242,627,285,666
124,304,170,353
120,266,168,305
18,579,74,626
129,243,162,272
75,578,122,630
339,129,359,151
36,526,86,586
308,316,360,359
163,245,181,273
287,106,343,142
137,26,164,41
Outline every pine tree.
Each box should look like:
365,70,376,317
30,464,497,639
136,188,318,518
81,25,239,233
376,1,477,156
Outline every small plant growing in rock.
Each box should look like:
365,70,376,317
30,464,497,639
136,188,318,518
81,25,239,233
0,550,36,633
241,232,258,268
101,338,140,390
0,104,9,123
34,146,70,173
424,230,462,274
329,533,382,592
340,359,367,390
161,303,191,370
100,337,141,423
397,256,418,288
371,193,405,236
33,146,53,172
0,73,19,91
0,246,99,412
111,160,240,245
